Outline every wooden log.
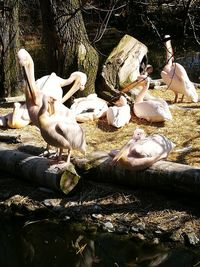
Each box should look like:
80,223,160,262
0,133,22,143
0,95,25,104
74,152,200,196
0,147,80,195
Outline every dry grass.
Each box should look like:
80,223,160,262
1,87,200,167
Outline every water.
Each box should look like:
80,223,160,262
0,214,200,267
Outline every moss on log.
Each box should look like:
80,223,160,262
74,152,200,196
0,147,80,195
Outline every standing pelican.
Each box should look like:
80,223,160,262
112,128,175,170
161,35,198,103
38,95,86,166
106,95,131,128
131,75,172,122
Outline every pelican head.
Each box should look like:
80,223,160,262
132,128,146,141
62,71,87,103
115,95,128,107
17,49,31,67
70,71,87,91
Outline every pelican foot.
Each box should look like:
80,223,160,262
39,149,57,158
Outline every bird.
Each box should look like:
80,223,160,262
112,128,175,170
112,128,146,161
106,95,131,128
0,101,31,129
130,75,172,122
70,93,108,122
38,94,86,166
161,35,198,103
37,71,87,104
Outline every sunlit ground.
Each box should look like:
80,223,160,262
1,86,200,167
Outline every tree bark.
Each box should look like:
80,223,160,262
0,0,22,97
0,147,80,195
39,0,99,99
73,151,200,196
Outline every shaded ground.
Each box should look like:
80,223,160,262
0,88,200,248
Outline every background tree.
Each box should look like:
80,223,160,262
0,0,21,97
38,0,99,98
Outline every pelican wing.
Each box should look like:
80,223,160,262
133,134,175,157
56,122,86,152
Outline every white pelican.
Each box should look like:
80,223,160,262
161,35,198,103
70,93,108,122
38,95,86,166
130,75,172,122
0,102,30,129
106,95,131,128
112,128,175,170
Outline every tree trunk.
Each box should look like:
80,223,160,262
0,0,22,97
39,0,99,99
74,152,200,196
0,146,80,195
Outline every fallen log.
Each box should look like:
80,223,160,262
0,147,80,195
73,151,200,196
0,95,25,104
0,133,22,143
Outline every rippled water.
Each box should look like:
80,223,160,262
1,214,200,267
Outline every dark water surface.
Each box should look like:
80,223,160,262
0,214,200,267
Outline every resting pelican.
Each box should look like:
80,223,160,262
106,95,131,128
161,35,198,103
70,93,108,122
38,95,86,166
17,49,87,127
112,128,175,170
129,75,172,122
0,102,30,129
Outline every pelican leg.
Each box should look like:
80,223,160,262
180,94,184,102
66,149,71,166
58,148,63,161
174,92,178,103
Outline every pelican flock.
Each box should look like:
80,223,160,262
17,48,87,165
1,35,197,170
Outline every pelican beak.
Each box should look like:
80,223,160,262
47,98,55,115
23,66,38,105
62,77,82,103
121,78,147,93
112,141,131,162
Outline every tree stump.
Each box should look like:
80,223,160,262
98,34,148,101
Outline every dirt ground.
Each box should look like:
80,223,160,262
0,90,200,248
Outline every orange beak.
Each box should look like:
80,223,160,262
62,76,83,103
